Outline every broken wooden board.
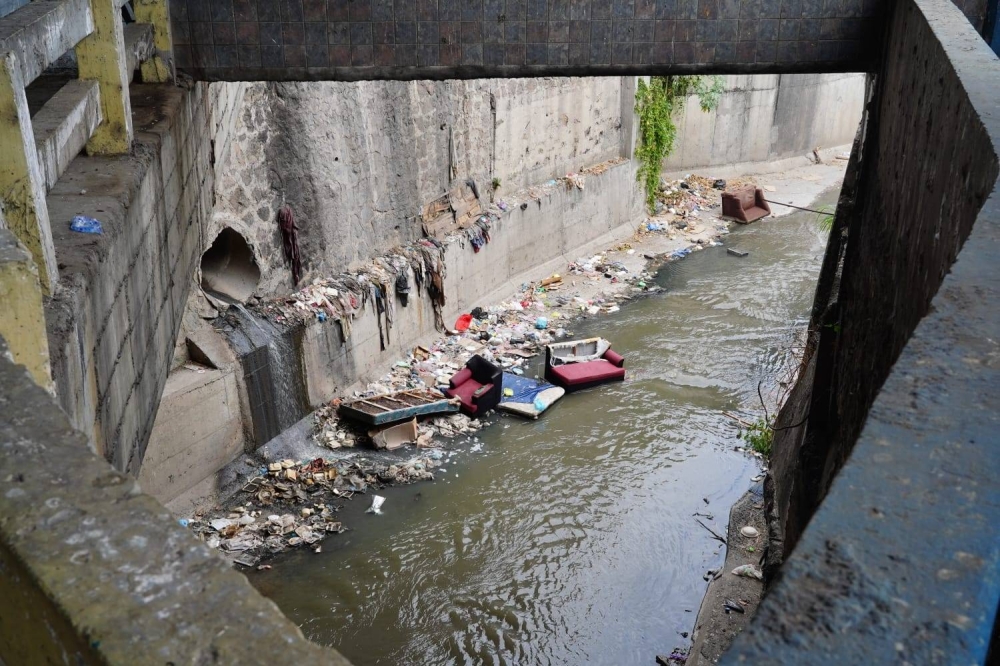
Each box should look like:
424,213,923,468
421,181,483,239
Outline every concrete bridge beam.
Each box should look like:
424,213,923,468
0,228,50,390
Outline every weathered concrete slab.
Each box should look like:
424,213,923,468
0,0,93,85
45,82,213,472
0,334,351,665
32,79,101,191
138,365,245,503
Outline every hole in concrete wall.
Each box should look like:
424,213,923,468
200,228,260,303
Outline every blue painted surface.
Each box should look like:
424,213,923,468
987,0,1000,55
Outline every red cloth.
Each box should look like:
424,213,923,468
455,314,473,331
549,360,626,387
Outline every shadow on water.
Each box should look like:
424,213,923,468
246,192,836,665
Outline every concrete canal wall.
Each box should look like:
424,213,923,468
138,73,864,507
140,72,865,506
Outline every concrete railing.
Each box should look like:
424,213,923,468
0,332,351,664
723,0,1000,661
0,0,173,298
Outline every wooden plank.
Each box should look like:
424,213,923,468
421,192,451,223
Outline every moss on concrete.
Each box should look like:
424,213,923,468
0,229,51,389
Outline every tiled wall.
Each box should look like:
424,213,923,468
169,0,907,79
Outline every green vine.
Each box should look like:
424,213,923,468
739,416,774,458
634,76,724,214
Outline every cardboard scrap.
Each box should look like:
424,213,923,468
370,418,418,450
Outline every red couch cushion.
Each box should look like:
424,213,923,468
549,360,626,387
449,367,473,388
446,379,484,415
742,205,769,221
603,349,625,367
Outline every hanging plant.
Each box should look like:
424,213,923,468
634,76,724,214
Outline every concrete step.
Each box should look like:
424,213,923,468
0,0,93,84
31,78,101,191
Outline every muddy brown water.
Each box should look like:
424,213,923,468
247,198,832,665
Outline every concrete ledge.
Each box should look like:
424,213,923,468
0,0,93,85
0,335,350,664
32,79,101,191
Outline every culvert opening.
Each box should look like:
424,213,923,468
200,228,261,303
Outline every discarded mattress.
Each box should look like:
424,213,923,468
545,338,626,392
547,336,611,364
339,389,459,426
498,373,565,419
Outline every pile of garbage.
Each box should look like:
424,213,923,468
309,266,656,451
184,454,445,567
248,237,449,341
652,174,757,219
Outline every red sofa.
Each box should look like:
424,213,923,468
721,187,772,223
545,348,626,393
445,355,502,417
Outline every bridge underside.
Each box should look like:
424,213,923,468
169,0,988,81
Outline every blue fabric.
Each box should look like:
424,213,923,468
500,373,555,407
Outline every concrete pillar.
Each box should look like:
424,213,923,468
76,0,133,155
0,228,52,391
620,76,643,160
133,0,174,82
0,52,59,294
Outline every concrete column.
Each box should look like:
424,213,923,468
0,228,52,391
620,76,643,159
0,52,59,294
76,0,133,155
133,0,174,82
